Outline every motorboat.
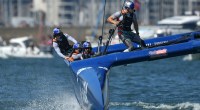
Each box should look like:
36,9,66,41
65,31,200,110
0,36,53,58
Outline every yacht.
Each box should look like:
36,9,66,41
0,36,53,58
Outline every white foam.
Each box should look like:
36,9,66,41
25,92,81,110
110,101,200,110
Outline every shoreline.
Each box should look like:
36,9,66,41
0,26,103,43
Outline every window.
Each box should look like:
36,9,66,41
10,43,21,47
61,0,74,2
64,14,73,19
62,6,74,10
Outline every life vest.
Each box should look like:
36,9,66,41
55,34,71,55
118,12,133,31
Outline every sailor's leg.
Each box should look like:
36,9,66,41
124,38,134,52
119,34,134,52
129,33,147,48
140,39,147,49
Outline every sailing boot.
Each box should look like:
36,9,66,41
140,39,147,49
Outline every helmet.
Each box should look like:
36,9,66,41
73,43,82,49
124,1,134,9
53,28,61,35
83,42,91,48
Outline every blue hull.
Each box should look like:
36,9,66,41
65,31,200,110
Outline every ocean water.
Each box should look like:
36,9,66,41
0,55,200,110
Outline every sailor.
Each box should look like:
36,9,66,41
67,43,83,62
52,27,78,60
82,41,94,59
107,1,146,52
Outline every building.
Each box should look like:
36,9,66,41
0,0,33,27
139,0,200,25
45,0,79,27
1,0,200,27
45,0,120,27
47,0,200,26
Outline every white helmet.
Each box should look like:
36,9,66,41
124,1,134,9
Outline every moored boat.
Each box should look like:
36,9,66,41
0,36,53,58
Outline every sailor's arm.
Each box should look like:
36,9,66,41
65,34,78,44
107,11,121,25
53,42,68,59
107,16,118,25
132,13,139,35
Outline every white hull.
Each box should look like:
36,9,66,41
0,36,53,59
0,46,53,58
0,53,8,59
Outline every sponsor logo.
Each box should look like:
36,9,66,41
149,49,168,58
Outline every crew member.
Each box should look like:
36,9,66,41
68,43,83,62
52,28,77,60
107,1,146,52
82,41,94,59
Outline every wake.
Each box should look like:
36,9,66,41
25,92,81,110
110,101,200,110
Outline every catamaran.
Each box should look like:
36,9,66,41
60,0,200,109
64,31,200,110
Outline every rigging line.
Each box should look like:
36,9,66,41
96,0,106,55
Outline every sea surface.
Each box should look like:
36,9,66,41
0,55,200,110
